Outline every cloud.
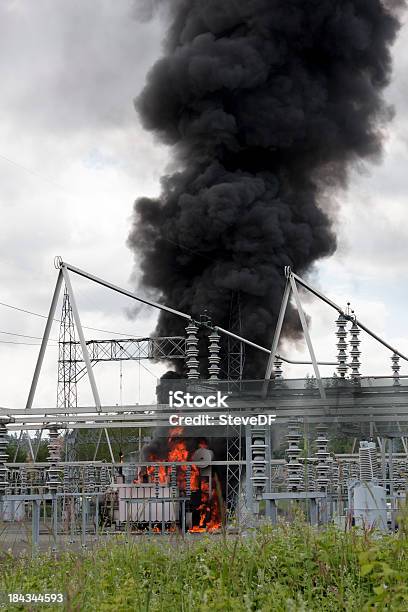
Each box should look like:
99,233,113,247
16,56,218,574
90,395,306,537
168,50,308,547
0,1,407,414
0,1,170,409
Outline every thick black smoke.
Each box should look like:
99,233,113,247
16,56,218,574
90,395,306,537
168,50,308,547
129,0,403,376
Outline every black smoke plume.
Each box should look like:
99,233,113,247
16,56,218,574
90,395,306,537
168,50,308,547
129,0,403,376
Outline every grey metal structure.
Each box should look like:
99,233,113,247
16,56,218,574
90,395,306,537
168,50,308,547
57,288,79,410
3,260,408,554
62,336,186,371
225,291,245,519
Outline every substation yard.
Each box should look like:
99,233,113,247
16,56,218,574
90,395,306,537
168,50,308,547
2,263,408,610
1,520,408,611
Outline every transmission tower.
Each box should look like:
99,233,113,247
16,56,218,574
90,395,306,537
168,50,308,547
57,287,79,410
226,291,245,517
56,287,80,460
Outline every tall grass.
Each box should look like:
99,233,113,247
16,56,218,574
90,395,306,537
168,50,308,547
1,518,408,611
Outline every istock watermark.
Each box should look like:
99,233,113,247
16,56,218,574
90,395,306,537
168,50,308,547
169,414,276,426
168,391,275,426
169,390,229,408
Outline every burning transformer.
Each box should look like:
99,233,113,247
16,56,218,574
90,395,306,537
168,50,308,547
106,428,222,534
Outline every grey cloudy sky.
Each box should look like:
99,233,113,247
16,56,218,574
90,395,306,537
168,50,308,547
0,1,408,411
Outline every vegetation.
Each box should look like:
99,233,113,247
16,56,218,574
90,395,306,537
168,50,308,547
6,429,149,463
1,518,408,611
6,433,49,463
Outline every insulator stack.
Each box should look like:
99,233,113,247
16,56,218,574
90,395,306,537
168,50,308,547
285,420,303,492
392,353,401,386
208,331,221,380
394,461,407,492
85,466,95,493
185,465,191,498
46,427,62,492
335,314,348,378
0,423,9,492
341,461,359,491
342,463,350,494
315,425,330,492
304,462,316,492
330,461,340,495
359,441,378,481
185,321,200,380
170,466,177,497
99,465,110,490
250,427,268,497
273,356,283,384
349,321,361,382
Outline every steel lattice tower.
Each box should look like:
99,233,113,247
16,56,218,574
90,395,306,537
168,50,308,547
226,291,245,517
57,287,79,410
57,287,80,460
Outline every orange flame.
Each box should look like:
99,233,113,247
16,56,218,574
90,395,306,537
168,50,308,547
139,429,222,532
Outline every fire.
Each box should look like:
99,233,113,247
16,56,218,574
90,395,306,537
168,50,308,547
140,427,222,532
192,478,222,533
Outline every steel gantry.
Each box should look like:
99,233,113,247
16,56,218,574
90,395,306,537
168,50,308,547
3,259,408,544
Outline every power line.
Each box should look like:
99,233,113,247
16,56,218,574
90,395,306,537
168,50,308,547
0,330,58,342
0,340,58,346
0,300,139,337
0,152,68,193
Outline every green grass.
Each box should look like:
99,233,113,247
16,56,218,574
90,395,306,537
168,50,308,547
1,519,408,611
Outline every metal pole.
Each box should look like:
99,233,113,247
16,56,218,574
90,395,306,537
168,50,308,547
289,275,326,401
52,496,58,550
26,434,35,462
381,438,386,485
81,494,87,548
245,426,254,515
389,438,395,531
264,280,291,380
104,428,115,464
60,260,191,322
13,431,23,462
26,270,63,409
61,267,101,410
61,267,115,463
31,500,40,555
292,271,408,363
93,429,103,461
215,326,269,354
19,271,63,462
34,429,44,461
264,426,272,519
70,497,75,544
215,327,335,366
94,496,99,539
181,500,186,534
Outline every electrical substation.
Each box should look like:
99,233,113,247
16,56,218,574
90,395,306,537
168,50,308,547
1,258,408,552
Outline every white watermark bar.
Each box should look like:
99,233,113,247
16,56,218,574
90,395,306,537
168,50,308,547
169,390,230,408
169,414,276,426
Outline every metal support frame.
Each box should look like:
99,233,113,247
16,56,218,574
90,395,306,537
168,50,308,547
289,274,326,401
31,499,40,554
60,266,114,464
14,270,64,462
262,271,326,401
263,279,291,397
57,288,79,412
27,270,63,410
226,292,244,521
264,279,291,381
12,261,408,534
